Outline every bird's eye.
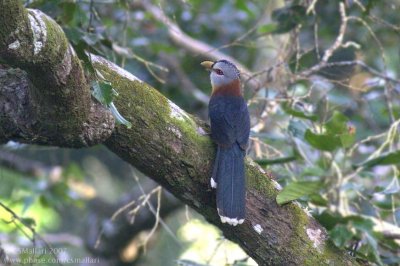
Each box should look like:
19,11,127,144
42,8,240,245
214,69,224,75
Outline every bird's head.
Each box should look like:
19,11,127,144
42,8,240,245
201,60,240,90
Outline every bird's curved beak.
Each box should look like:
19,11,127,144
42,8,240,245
201,61,214,71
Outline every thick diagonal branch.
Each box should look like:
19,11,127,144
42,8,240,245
88,55,358,265
0,0,114,147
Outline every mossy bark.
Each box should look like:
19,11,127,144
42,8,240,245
0,0,114,146
94,57,358,265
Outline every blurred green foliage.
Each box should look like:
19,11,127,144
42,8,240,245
2,0,400,265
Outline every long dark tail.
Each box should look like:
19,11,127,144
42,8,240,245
212,144,246,225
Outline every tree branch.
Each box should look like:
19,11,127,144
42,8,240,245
139,1,262,92
92,54,358,265
0,0,114,147
0,149,61,177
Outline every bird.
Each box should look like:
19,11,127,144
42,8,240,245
201,59,250,226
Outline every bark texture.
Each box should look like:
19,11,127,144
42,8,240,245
0,0,114,147
0,1,359,265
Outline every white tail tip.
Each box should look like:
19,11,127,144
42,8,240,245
210,178,217,188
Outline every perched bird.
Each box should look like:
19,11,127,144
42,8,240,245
201,60,250,226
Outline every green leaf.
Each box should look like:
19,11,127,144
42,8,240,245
358,150,400,168
58,2,77,24
343,216,374,232
325,111,348,134
91,80,115,106
339,132,355,148
282,103,318,121
276,181,323,205
304,129,341,151
257,23,278,34
63,27,84,45
73,41,95,74
92,80,131,128
20,217,36,228
109,102,132,129
314,211,343,230
235,0,254,17
301,166,326,177
365,232,384,265
39,195,50,208
256,155,296,166
304,111,355,150
330,224,353,247
325,111,355,148
309,193,328,206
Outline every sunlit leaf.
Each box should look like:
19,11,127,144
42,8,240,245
276,181,323,205
257,23,278,34
304,130,340,151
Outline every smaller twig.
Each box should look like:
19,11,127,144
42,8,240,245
160,53,209,105
352,0,366,12
306,0,319,15
347,131,386,157
299,60,400,84
0,149,62,178
132,173,181,246
141,187,161,253
0,202,63,266
87,0,95,32
314,21,320,61
321,3,348,64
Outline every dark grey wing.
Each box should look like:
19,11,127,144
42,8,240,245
209,96,236,146
236,98,250,151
